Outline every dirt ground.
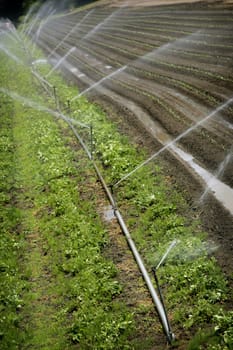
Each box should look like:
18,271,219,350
32,0,233,347
37,0,233,278
107,0,233,7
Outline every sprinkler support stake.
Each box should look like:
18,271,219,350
90,123,94,159
152,268,174,343
53,86,59,110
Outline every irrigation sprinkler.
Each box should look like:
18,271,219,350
46,47,76,78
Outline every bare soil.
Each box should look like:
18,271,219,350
38,0,233,283
35,0,233,346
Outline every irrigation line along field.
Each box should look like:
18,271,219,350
53,91,175,343
64,113,175,344
2,66,174,342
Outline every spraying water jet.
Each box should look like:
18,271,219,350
0,87,90,130
47,10,94,59
114,96,233,188
155,240,179,271
71,65,127,102
46,46,76,78
0,43,24,65
199,147,233,204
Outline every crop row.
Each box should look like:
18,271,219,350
37,25,233,139
36,30,233,147
79,11,233,32
84,61,231,168
62,35,233,91
89,30,232,61
53,7,233,32
34,10,233,181
41,42,231,174
51,36,226,106
39,19,233,87
37,13,233,60
39,25,233,93
42,13,233,52
75,40,230,113
46,18,233,50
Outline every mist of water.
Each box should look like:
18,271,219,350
156,240,178,270
0,87,90,129
24,1,54,40
24,11,41,39
71,65,127,102
114,96,233,187
155,238,220,267
133,30,202,67
219,118,233,130
82,11,115,41
32,58,48,65
47,9,94,59
67,31,203,105
31,8,56,56
2,21,22,44
82,3,128,41
0,28,18,43
0,25,17,43
20,2,39,35
46,46,76,78
0,43,24,64
199,148,233,203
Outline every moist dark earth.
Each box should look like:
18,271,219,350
33,0,233,282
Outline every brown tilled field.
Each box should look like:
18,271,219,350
36,0,233,274
31,1,233,346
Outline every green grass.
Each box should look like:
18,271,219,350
0,38,134,349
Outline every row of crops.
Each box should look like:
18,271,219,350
33,1,233,188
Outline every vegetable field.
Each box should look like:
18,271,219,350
33,0,233,269
0,0,233,349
